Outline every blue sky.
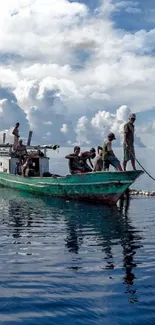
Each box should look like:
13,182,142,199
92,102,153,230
0,0,154,147
70,0,155,31
112,0,155,29
76,0,155,33
69,0,100,10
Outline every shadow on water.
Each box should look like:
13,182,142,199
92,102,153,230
0,187,143,304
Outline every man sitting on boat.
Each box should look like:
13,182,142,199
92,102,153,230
65,146,85,174
22,157,35,177
65,147,96,174
102,133,122,171
94,146,103,171
15,139,27,165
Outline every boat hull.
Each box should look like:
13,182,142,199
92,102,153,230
0,170,143,205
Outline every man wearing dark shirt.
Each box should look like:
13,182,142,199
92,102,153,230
65,146,83,174
123,113,136,171
65,147,96,174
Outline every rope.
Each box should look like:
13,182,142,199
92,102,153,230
126,145,155,182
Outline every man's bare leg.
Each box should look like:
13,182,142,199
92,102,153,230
117,163,123,171
123,161,127,171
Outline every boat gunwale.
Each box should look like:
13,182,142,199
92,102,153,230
0,176,133,187
37,180,133,186
0,169,144,180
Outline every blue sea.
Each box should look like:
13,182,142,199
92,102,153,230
0,147,155,325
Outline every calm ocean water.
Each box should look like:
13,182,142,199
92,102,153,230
0,147,155,325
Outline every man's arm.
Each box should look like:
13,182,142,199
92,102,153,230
80,152,94,167
124,124,128,146
15,145,19,153
110,150,115,157
88,157,94,168
65,154,76,159
94,157,102,171
12,128,16,136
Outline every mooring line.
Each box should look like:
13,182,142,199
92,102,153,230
127,145,155,182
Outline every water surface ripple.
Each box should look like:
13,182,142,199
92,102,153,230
0,188,155,325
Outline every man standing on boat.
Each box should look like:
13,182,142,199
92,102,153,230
12,122,20,149
123,113,136,171
102,133,122,171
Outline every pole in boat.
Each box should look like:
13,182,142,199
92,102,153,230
27,131,33,146
3,133,6,144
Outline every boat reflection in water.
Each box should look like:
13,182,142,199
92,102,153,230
0,187,143,304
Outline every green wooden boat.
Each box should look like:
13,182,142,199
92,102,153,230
0,144,143,205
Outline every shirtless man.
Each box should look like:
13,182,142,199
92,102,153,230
22,158,33,177
123,114,136,171
94,146,103,172
79,148,96,172
12,122,20,149
65,146,83,174
15,139,27,164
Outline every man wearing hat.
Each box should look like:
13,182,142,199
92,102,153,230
102,133,122,171
123,113,136,171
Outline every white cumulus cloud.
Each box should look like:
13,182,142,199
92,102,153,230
0,0,154,147
60,123,68,134
74,105,144,147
